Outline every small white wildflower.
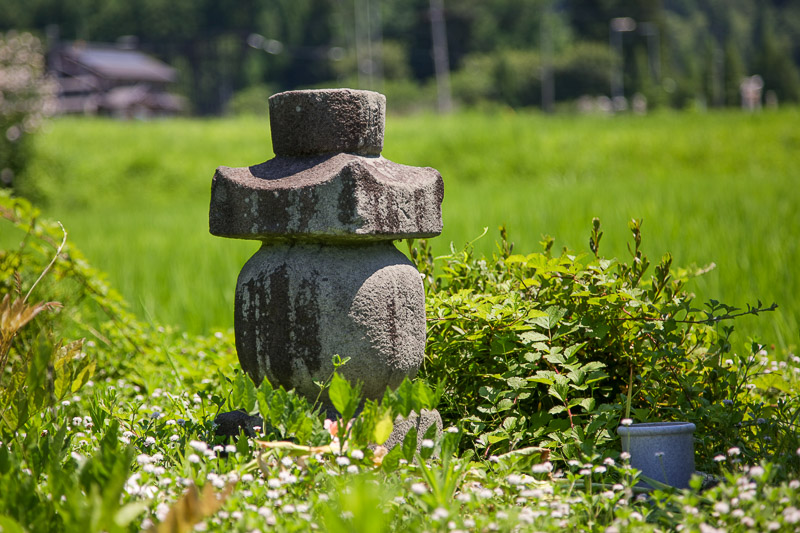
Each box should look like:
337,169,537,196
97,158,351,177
620,451,631,461
431,507,449,521
411,483,427,495
268,478,281,489
336,456,350,466
621,418,633,426
713,454,726,462
351,449,364,461
72,417,82,427
464,518,476,528
489,455,499,463
603,457,616,466
594,465,607,473
189,440,208,453
446,426,459,433
728,447,741,456
579,469,592,475
456,492,471,503
654,451,665,458
144,436,156,446
790,479,800,489
532,461,553,474
169,434,180,442
612,483,624,491
225,444,236,454
137,454,153,465
506,474,523,485
213,445,224,453
346,465,358,474
601,490,615,499
242,473,254,483
187,454,201,464
714,502,730,514
749,465,765,478
767,522,780,531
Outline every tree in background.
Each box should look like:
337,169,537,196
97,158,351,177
0,31,55,191
1,0,800,113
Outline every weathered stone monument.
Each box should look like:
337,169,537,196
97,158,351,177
209,89,443,438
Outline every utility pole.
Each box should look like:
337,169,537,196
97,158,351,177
540,3,554,113
430,0,453,113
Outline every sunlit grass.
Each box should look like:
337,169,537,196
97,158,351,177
21,108,800,349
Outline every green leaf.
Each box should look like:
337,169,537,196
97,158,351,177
0,516,25,533
381,445,403,473
329,373,359,420
401,426,418,463
520,331,549,344
412,379,436,411
373,412,394,445
506,376,526,390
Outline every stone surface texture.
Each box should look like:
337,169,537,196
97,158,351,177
210,153,443,241
269,89,385,156
235,242,426,402
209,88,444,418
382,410,443,455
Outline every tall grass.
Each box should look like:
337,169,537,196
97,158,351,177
13,109,800,350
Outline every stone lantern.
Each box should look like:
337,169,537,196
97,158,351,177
209,89,443,417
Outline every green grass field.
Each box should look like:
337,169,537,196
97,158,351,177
11,108,800,351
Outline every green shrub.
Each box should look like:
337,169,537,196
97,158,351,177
414,220,784,471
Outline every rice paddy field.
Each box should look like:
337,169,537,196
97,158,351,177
11,107,800,352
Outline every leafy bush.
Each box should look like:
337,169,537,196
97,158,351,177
0,31,55,193
414,220,786,472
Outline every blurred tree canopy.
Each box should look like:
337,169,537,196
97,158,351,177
2,0,799,114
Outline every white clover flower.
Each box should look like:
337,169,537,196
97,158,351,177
728,447,741,456
713,502,730,514
137,454,153,465
187,454,201,464
212,477,226,489
169,434,180,442
749,465,765,478
189,440,208,452
456,492,471,503
432,507,449,521
242,473,254,483
411,483,428,495
351,449,364,461
336,456,350,466
347,465,358,474
603,457,616,466
620,452,631,461
594,466,607,473
506,474,523,485
225,444,237,454
421,439,435,449
268,478,281,489
144,436,156,446
72,417,82,427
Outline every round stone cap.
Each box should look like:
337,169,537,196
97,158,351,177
269,89,385,157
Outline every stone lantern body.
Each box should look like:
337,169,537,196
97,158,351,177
209,89,443,415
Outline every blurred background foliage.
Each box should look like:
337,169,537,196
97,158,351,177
1,0,799,115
